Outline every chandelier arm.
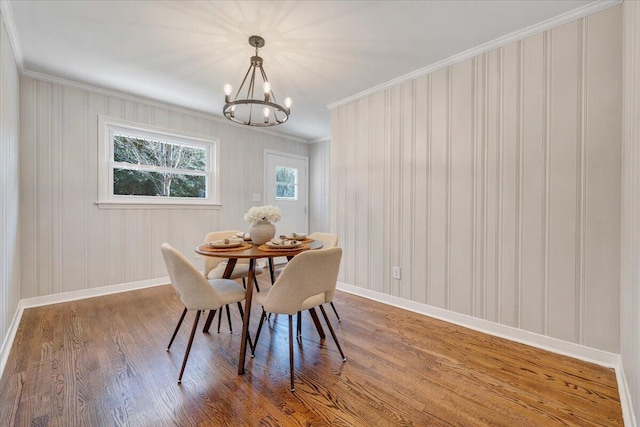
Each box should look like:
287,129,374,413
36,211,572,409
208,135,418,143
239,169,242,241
235,65,253,100
247,65,257,100
247,65,258,124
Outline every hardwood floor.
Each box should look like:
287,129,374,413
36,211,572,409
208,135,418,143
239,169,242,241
0,278,623,426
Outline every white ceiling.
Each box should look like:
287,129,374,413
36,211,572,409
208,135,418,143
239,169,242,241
7,0,601,141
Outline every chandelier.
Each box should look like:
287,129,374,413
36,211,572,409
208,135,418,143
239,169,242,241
223,35,292,127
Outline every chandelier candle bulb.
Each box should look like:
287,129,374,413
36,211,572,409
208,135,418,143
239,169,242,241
263,107,270,123
284,96,292,109
223,83,232,103
263,81,271,102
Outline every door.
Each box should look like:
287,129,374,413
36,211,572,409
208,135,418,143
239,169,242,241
264,150,308,237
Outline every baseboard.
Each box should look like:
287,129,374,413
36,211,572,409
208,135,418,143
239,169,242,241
20,277,170,309
337,282,619,367
0,299,25,379
616,357,638,427
0,277,169,380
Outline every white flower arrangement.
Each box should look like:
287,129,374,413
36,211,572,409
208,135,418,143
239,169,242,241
244,205,281,225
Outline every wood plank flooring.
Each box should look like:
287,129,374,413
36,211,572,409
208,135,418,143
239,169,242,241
0,278,623,426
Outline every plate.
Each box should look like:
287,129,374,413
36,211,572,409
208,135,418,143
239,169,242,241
207,238,244,249
284,233,307,240
266,240,302,249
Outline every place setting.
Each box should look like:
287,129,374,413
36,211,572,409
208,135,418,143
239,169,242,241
258,236,311,252
198,236,253,252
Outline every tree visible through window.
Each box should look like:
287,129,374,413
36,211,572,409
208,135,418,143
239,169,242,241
113,134,207,198
275,166,298,200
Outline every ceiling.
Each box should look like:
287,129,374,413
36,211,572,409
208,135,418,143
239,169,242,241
7,0,600,141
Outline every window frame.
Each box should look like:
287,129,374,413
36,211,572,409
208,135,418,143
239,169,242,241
96,116,220,209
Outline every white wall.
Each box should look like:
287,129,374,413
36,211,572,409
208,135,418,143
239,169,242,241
330,6,622,353
309,139,330,234
0,10,20,354
19,76,309,298
621,0,640,422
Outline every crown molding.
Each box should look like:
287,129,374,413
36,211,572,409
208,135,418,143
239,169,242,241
328,0,622,110
23,69,310,143
311,136,330,144
0,0,24,72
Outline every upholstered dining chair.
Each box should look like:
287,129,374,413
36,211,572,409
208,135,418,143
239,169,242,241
161,243,247,384
306,233,341,320
203,230,264,333
252,247,346,392
271,232,342,334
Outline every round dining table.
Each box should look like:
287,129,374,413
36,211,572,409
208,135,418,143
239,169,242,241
196,240,323,375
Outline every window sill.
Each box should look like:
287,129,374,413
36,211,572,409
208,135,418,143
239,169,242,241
95,200,222,210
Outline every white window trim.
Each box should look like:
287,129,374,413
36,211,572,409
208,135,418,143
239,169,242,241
96,116,221,209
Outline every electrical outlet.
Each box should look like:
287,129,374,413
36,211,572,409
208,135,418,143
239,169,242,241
253,193,261,202
392,266,401,280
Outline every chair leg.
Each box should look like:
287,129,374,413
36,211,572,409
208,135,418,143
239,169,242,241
330,301,341,322
225,304,233,333
202,310,216,333
288,314,295,392
217,307,223,333
253,276,260,292
178,309,202,384
167,307,188,351
242,278,247,289
296,311,302,339
319,305,347,362
237,301,244,318
268,257,276,285
252,309,267,357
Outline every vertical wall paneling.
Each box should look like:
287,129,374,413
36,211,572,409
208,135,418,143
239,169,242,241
356,98,370,292
548,19,580,344
428,68,447,309
450,59,474,315
369,92,385,293
484,49,499,322
542,30,552,336
521,33,545,335
19,77,309,299
414,75,429,304
401,81,414,301
308,139,330,235
621,0,640,422
0,9,20,358
330,7,622,353
583,6,621,353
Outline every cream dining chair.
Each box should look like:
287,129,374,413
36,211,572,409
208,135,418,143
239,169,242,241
274,232,342,326
270,232,342,337
161,243,247,384
203,230,264,333
252,246,346,392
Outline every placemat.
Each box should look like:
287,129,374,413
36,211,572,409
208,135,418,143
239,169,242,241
258,243,311,252
198,242,253,253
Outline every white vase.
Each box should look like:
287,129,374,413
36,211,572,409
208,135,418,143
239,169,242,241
249,220,276,245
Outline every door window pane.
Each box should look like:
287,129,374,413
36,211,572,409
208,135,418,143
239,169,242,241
275,166,298,200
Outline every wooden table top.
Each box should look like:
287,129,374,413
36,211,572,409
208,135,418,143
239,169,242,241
195,240,323,259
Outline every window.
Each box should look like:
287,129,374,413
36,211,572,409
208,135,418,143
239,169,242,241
97,116,219,208
275,166,298,200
